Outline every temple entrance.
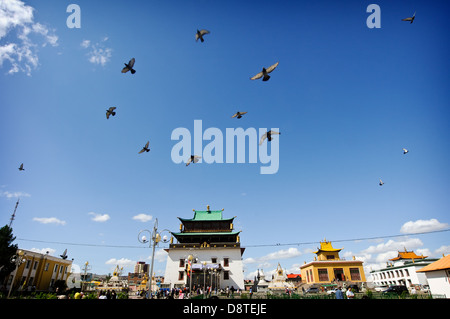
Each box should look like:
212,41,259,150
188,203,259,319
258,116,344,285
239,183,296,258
187,271,220,291
334,268,345,281
186,265,221,291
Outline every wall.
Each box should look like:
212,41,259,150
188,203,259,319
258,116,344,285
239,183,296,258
164,247,244,290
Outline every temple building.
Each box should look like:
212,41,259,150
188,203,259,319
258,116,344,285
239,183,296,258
300,239,366,285
370,248,438,289
163,206,245,290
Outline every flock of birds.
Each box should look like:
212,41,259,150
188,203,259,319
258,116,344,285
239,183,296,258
17,11,417,179
105,28,281,167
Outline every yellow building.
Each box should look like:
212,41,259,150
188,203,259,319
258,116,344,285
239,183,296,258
7,249,73,293
300,240,366,285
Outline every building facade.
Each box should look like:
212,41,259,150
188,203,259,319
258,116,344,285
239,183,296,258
370,249,438,289
300,240,366,286
163,206,245,290
6,249,73,293
417,254,450,298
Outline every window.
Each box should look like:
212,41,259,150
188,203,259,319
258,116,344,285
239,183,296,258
26,260,31,269
223,258,229,267
179,259,185,267
33,261,38,270
405,269,409,277
178,271,184,280
223,271,230,280
318,269,329,282
211,258,217,264
326,255,334,260
44,263,49,271
54,265,58,273
350,268,361,281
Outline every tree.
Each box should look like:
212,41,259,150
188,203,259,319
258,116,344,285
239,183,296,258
0,225,18,285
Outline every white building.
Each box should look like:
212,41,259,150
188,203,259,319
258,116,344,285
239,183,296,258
417,255,450,298
370,249,438,290
163,207,245,291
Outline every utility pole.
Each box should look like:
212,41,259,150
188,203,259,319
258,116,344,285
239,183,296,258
9,199,19,228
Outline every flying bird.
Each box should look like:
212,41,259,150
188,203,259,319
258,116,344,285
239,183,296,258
250,62,279,81
186,155,201,166
231,111,247,119
402,11,416,23
138,141,150,154
60,249,68,260
259,130,280,145
196,29,210,42
402,148,409,154
121,58,136,74
106,107,116,119
379,179,384,186
18,163,24,171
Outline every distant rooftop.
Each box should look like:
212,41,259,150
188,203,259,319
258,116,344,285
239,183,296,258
389,249,427,261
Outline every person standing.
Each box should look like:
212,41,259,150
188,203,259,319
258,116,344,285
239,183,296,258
346,287,355,299
335,286,344,299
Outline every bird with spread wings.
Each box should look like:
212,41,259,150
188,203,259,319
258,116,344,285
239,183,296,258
250,62,279,81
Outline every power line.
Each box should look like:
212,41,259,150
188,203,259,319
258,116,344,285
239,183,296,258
245,228,450,248
16,228,450,250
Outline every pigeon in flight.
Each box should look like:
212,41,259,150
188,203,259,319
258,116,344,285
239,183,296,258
186,155,201,166
402,148,409,154
231,111,247,119
379,179,384,186
138,141,150,154
18,163,24,171
106,107,116,119
259,130,280,145
122,58,136,74
402,11,416,23
250,62,279,81
60,249,68,260
196,29,210,42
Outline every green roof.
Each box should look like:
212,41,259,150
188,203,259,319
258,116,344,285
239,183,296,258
178,210,230,221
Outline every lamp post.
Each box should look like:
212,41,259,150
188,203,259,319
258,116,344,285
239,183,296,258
185,253,198,298
138,218,170,297
81,261,91,292
8,250,27,298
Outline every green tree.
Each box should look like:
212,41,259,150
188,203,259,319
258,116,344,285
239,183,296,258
0,225,18,285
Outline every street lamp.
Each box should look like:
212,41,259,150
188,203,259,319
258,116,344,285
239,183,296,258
8,250,27,298
81,261,91,292
138,218,170,296
185,253,198,298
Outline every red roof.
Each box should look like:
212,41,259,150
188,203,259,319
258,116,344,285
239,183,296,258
287,274,301,279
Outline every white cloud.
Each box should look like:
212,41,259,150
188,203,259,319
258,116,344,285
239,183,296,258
400,219,449,234
33,217,66,225
0,0,58,75
361,238,423,255
81,37,112,66
30,247,56,255
80,39,90,48
0,190,30,198
132,214,153,223
153,249,168,263
105,258,136,271
243,247,302,265
89,212,110,222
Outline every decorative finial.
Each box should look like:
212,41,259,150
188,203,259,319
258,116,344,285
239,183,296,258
207,205,210,211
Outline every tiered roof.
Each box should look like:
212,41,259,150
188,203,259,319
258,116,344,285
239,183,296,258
389,249,427,261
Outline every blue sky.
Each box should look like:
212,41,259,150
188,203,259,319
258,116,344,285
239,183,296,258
1,0,449,279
